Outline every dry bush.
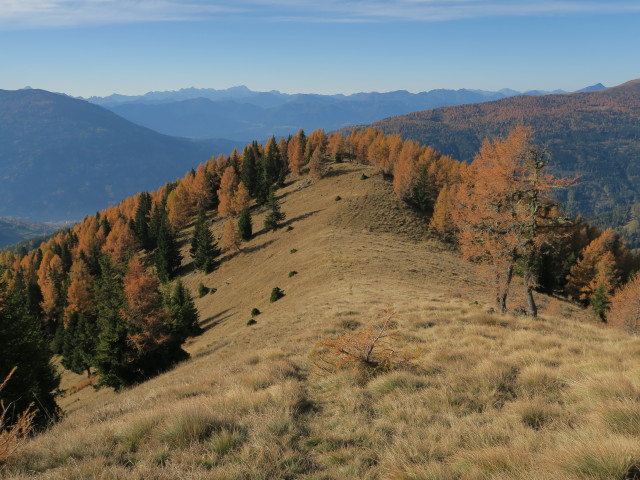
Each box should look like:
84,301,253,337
0,368,36,466
311,311,417,375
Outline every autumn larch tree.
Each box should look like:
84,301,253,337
565,228,625,304
308,148,327,182
217,166,239,218
608,273,640,333
221,217,242,253
61,259,98,377
451,126,572,316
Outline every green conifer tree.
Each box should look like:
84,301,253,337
61,311,98,378
132,192,153,250
241,146,259,198
264,187,286,231
166,279,202,343
190,207,220,273
154,213,182,282
0,276,61,428
238,207,253,241
93,257,128,390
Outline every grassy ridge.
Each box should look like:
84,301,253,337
3,164,640,479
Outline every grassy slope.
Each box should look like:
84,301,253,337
5,164,640,479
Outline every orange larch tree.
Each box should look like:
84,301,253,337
608,273,640,333
451,126,572,316
217,166,239,218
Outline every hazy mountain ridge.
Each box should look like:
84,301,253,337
86,85,580,141
370,79,640,246
0,89,241,223
0,217,59,249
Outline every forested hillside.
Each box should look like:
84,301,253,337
372,79,640,246
2,125,640,478
0,89,238,222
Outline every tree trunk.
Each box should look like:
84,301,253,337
523,269,538,317
496,264,514,313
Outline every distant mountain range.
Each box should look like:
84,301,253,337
84,84,605,141
0,217,60,249
0,89,240,223
370,79,640,247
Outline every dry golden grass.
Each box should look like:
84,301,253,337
3,163,640,479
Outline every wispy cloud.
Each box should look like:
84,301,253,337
1,0,639,29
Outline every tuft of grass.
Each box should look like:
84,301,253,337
158,406,224,448
601,401,640,436
368,372,426,396
207,429,246,457
339,318,361,330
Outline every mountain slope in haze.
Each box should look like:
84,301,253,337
0,89,239,222
371,79,640,245
94,85,579,141
0,217,58,249
5,164,640,480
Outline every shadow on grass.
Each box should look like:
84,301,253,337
201,308,234,332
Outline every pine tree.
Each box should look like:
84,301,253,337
154,213,182,282
132,192,152,250
264,187,286,231
189,208,220,273
166,279,202,343
1,276,60,428
93,256,128,390
410,165,435,213
61,311,98,378
238,207,253,241
590,284,610,322
241,146,259,198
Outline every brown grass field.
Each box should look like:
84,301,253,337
3,163,640,479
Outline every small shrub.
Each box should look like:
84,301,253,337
290,248,297,254
311,310,416,375
286,226,293,232
270,287,284,303
197,283,209,298
247,319,257,326
360,173,368,180
251,308,261,316
288,270,298,278
340,319,361,330
335,195,342,201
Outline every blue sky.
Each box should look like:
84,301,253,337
1,1,639,97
